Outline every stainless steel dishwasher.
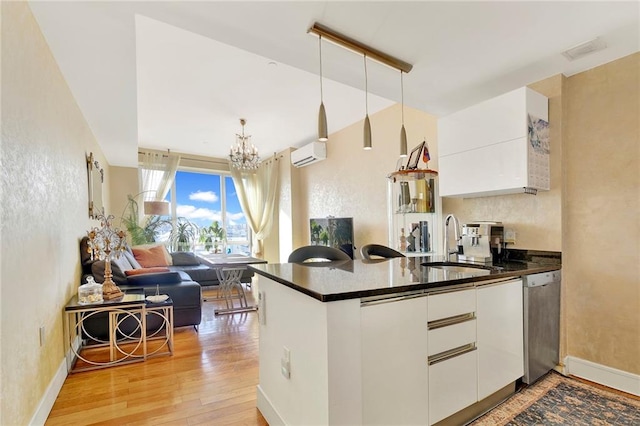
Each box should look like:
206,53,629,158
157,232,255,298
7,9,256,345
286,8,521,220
523,270,561,384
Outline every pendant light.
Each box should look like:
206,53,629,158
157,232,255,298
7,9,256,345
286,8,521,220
363,54,372,150
317,35,328,142
399,70,408,157
307,23,415,151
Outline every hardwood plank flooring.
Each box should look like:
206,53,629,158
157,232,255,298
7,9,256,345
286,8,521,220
47,285,268,426
48,282,640,425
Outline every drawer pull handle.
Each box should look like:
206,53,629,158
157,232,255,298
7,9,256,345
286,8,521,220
361,291,427,307
428,343,476,365
428,312,475,330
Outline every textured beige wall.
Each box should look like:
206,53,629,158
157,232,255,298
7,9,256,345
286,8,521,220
109,165,139,228
564,53,639,374
441,75,564,251
295,104,438,254
1,3,110,424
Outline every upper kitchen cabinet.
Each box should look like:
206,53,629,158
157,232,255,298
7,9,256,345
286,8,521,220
438,87,549,198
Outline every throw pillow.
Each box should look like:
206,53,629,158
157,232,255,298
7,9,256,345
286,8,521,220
132,245,170,267
112,254,134,273
131,243,173,265
124,267,170,276
123,249,142,269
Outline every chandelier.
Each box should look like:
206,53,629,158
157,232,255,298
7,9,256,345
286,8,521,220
229,118,260,170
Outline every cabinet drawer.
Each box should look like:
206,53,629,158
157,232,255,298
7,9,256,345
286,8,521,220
428,319,476,356
429,349,478,425
428,289,475,321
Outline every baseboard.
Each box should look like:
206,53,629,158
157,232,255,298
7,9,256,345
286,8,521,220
256,385,285,426
564,356,640,396
29,358,68,425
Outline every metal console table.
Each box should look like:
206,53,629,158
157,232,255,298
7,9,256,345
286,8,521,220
64,293,173,373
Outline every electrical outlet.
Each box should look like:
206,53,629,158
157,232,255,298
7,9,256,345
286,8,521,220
281,346,291,379
504,228,517,244
39,326,46,346
258,291,266,325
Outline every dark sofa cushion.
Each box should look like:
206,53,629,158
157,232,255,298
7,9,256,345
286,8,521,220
168,264,216,284
171,252,200,266
91,260,128,285
125,271,184,286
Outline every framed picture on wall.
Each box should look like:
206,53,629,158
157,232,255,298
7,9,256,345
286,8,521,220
309,217,354,258
406,141,425,170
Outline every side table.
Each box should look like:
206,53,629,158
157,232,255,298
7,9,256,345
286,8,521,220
64,293,174,373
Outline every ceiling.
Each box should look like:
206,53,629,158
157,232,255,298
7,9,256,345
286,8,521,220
28,1,639,168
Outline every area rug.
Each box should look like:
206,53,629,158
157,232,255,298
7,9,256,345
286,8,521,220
471,371,640,425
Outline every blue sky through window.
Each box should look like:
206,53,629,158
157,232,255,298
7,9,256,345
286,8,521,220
167,171,246,233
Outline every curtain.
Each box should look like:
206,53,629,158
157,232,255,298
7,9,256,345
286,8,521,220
139,151,179,201
231,157,279,257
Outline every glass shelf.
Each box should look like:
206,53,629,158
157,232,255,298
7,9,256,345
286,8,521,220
387,169,440,255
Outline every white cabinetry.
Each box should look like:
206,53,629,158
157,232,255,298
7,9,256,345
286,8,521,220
427,288,477,425
387,169,441,257
477,279,524,399
439,87,549,198
361,294,429,425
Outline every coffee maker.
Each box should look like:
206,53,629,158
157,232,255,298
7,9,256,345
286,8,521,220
458,221,505,263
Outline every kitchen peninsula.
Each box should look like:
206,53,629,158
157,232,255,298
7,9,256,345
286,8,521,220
250,254,560,425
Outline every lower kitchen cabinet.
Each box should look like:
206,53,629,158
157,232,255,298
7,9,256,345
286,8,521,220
427,287,478,425
361,294,429,425
477,279,524,400
360,279,524,425
429,350,478,424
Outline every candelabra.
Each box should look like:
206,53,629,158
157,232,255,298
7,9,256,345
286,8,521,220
86,213,127,300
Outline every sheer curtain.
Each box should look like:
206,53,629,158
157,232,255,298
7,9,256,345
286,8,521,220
139,151,180,201
230,157,279,257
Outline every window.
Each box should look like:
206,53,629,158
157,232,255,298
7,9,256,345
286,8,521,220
164,170,251,255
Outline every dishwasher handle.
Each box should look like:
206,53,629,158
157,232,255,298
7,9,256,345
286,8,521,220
524,270,561,287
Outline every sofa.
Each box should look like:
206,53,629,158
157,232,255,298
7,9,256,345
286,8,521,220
83,241,253,288
80,237,202,332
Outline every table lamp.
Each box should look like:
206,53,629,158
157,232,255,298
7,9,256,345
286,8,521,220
86,213,127,300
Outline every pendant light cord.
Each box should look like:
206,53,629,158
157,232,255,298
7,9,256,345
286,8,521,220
319,35,324,102
364,54,369,115
401,71,405,124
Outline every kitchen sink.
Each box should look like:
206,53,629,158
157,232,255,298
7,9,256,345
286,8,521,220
421,261,495,274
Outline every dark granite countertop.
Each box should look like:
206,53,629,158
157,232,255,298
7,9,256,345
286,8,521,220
249,251,561,302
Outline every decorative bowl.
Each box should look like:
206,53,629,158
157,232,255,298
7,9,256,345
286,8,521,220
146,294,169,303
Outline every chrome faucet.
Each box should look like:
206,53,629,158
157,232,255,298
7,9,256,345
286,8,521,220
443,214,461,261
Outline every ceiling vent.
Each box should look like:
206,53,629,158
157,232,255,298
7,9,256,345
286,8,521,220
291,142,326,167
561,37,607,61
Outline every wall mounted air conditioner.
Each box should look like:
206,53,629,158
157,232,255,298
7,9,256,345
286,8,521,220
291,141,326,167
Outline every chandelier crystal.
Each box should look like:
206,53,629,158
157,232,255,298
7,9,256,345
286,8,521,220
229,118,260,170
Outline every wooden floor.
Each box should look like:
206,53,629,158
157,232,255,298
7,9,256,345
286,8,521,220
46,285,269,426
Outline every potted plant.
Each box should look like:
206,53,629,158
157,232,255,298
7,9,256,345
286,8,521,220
120,194,171,246
169,218,199,252
199,221,226,253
